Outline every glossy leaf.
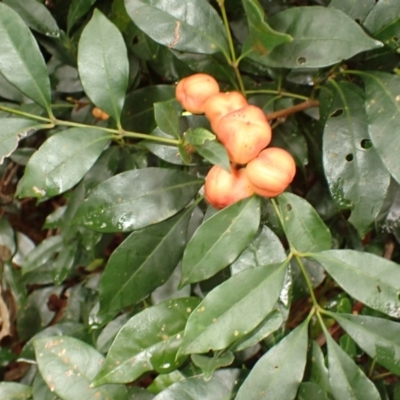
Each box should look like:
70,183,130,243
67,0,97,33
73,168,203,232
185,127,215,146
34,336,128,400
0,382,32,400
99,207,193,313
17,128,111,199
21,235,63,275
0,3,51,112
323,81,390,237
231,225,286,275
142,128,184,165
241,0,292,63
364,0,400,50
262,6,382,68
179,261,287,354
232,308,284,352
153,369,240,400
297,382,329,400
362,71,400,184
78,9,129,124
309,341,332,395
122,85,175,133
154,100,181,140
331,312,400,375
191,352,234,380
311,250,400,318
32,372,58,400
3,0,59,37
92,298,201,385
180,196,260,286
278,193,332,253
329,0,375,22
325,332,380,400
194,140,230,173
235,319,309,400
0,118,44,165
20,322,88,362
124,0,228,55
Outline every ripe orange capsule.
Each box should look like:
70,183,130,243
92,107,109,121
245,147,296,198
204,91,248,132
175,73,220,114
215,105,272,165
204,164,254,209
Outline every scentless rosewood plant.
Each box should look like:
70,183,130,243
1,0,400,399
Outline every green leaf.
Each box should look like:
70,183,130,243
311,250,400,318
331,312,400,375
142,128,184,165
297,382,329,400
191,352,234,380
3,0,59,37
122,85,175,133
0,3,51,112
21,235,63,275
16,128,111,199
20,322,88,362
154,100,181,140
231,225,286,275
235,319,309,400
270,119,308,173
184,127,215,146
194,140,230,173
92,298,200,385
124,0,228,55
152,369,240,400
231,308,284,352
78,9,129,125
67,0,97,33
32,372,58,400
179,261,287,354
309,341,332,395
99,207,193,313
329,0,375,22
34,336,128,400
323,81,390,238
364,0,400,50
362,71,400,184
0,382,32,400
241,0,292,62
148,371,185,394
180,196,260,286
73,168,203,232
277,193,332,253
0,118,45,165
325,332,380,400
262,6,382,68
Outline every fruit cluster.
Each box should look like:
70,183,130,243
176,73,296,209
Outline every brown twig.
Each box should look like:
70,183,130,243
265,100,320,121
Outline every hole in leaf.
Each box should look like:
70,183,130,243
361,139,372,149
297,57,306,65
286,204,292,212
329,108,344,118
345,154,353,162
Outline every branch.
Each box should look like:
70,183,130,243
265,100,320,121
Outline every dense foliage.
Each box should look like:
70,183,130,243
1,0,400,398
